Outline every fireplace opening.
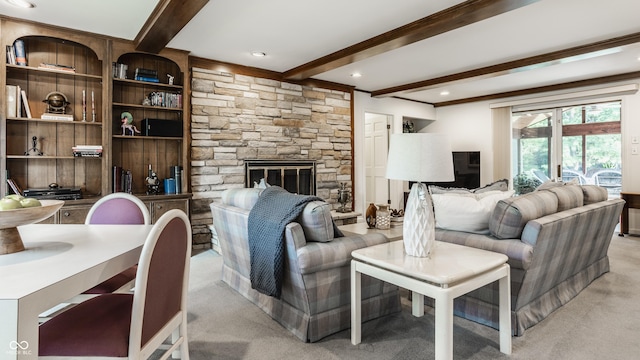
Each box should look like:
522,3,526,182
245,160,316,195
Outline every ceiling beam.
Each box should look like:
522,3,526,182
372,32,640,98
134,0,209,54
431,70,640,107
282,0,539,81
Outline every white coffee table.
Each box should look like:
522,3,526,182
351,240,511,360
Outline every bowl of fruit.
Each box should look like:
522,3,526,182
0,195,64,255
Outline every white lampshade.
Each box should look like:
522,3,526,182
385,133,455,257
386,133,455,182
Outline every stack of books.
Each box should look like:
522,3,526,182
6,39,27,66
134,68,159,83
41,113,73,121
112,62,128,79
38,63,76,73
72,145,102,157
112,166,132,193
5,85,32,118
147,91,183,108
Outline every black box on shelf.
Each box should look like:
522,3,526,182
23,187,83,200
141,118,183,137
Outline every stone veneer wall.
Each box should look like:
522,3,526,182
189,67,353,249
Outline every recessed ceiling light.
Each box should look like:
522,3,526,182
440,90,450,96
351,72,362,78
251,51,266,57
5,0,35,8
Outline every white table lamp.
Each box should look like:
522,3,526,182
386,133,454,257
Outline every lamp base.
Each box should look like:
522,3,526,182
403,182,435,257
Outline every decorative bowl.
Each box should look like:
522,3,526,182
0,200,65,254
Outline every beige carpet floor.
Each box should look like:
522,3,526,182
183,234,640,359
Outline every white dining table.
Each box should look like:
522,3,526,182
0,223,153,360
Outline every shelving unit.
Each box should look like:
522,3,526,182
109,40,190,196
1,20,108,198
1,20,191,224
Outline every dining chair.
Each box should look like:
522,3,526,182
84,192,151,294
39,209,192,359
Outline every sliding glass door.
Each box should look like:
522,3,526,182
512,101,621,198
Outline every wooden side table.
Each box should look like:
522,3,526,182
339,221,403,241
331,211,360,225
620,192,640,236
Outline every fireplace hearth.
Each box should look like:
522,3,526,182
244,160,316,195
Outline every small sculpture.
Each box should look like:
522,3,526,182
24,136,43,156
336,182,351,213
43,91,70,114
145,166,160,195
167,74,174,85
121,111,140,136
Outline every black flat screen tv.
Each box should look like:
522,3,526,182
411,151,480,189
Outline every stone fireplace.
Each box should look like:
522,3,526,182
189,66,354,251
245,160,316,195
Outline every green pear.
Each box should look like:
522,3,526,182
20,198,41,208
0,198,22,210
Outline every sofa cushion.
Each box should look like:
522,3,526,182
221,188,263,210
429,179,508,195
432,190,514,234
490,191,558,239
542,185,584,211
297,200,334,242
473,179,509,193
581,185,609,204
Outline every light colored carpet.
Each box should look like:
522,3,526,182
184,235,640,359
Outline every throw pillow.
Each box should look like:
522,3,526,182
473,179,509,193
429,179,509,195
432,190,515,234
297,200,334,242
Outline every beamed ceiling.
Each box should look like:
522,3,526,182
2,0,639,106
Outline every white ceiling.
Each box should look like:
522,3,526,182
2,0,639,105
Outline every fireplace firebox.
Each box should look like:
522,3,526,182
244,160,316,195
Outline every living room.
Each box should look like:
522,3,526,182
1,0,640,359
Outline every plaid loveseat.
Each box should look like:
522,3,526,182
434,184,625,335
210,188,401,342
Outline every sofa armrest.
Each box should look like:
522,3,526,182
293,231,389,275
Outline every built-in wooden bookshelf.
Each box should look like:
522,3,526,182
109,39,190,195
1,19,191,224
1,19,108,198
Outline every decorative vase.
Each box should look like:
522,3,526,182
365,203,377,228
376,204,390,230
403,182,435,257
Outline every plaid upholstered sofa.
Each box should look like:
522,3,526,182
210,188,401,342
434,184,624,335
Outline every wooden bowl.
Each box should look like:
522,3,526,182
0,200,65,254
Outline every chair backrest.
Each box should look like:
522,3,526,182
85,192,151,225
128,209,191,359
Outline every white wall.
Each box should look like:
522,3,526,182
423,101,495,187
355,80,640,232
434,79,640,232
354,91,436,216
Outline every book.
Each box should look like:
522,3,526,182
16,85,21,117
6,178,22,195
6,45,16,65
20,90,32,118
5,85,17,117
134,68,158,77
13,39,26,66
41,113,74,121
38,63,76,72
135,75,160,83
112,62,128,79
